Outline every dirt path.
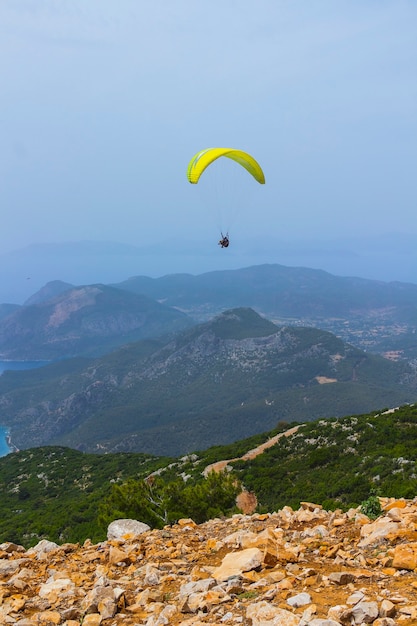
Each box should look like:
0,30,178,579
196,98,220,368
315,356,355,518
203,425,301,476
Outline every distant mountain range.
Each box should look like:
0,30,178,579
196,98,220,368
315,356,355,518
1,308,416,456
1,236,416,304
114,263,417,320
1,263,417,360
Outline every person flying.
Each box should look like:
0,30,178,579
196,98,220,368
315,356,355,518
218,233,229,248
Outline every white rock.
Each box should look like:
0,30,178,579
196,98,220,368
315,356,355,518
38,578,75,600
246,600,301,625
358,518,399,548
0,558,29,576
351,600,379,624
287,592,312,608
300,524,329,539
107,518,150,540
346,590,366,605
144,564,161,586
27,539,59,558
179,578,216,598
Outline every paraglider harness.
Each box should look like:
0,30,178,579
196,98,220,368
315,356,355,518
218,233,229,248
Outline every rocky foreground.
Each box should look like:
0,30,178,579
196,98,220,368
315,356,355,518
2,499,417,625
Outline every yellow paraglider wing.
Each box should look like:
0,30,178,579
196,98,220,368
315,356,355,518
187,148,265,184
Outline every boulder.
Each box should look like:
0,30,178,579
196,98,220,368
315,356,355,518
107,518,150,540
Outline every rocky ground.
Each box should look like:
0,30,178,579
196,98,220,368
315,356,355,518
1,498,417,625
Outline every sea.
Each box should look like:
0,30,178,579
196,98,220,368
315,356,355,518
0,360,51,457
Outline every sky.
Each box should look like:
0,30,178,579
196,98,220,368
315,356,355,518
0,1,416,287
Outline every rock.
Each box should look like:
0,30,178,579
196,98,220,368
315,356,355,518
350,600,379,624
0,558,29,576
246,601,301,625
328,571,356,585
213,548,263,581
287,592,312,607
346,590,365,605
107,518,150,540
3,500,417,625
82,585,117,615
379,599,396,617
358,518,399,547
82,615,102,626
26,539,60,562
38,577,75,601
392,542,417,570
108,545,131,565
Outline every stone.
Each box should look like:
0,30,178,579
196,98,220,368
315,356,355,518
262,540,278,567
350,600,379,624
82,615,102,626
246,600,300,625
358,518,399,548
27,539,59,557
213,548,263,581
109,545,131,565
286,591,312,607
38,577,75,601
379,599,396,617
4,499,417,625
328,571,356,585
107,518,150,540
34,610,62,624
0,558,29,576
392,542,417,570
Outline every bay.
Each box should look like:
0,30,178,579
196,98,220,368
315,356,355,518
0,426,11,457
0,360,51,457
0,360,50,374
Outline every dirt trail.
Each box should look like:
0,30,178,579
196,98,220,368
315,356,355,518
203,425,300,476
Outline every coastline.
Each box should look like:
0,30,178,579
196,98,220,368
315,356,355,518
5,432,19,453
0,361,51,457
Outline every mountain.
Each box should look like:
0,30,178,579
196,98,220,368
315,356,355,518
0,284,192,359
4,262,417,360
115,263,417,319
0,303,20,321
114,264,417,358
1,308,416,456
24,280,75,305
1,234,416,304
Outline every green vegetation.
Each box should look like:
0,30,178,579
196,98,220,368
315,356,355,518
1,403,417,547
360,492,383,519
0,447,169,546
232,404,417,512
98,471,241,529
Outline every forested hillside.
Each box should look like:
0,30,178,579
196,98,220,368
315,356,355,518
1,308,416,455
0,404,416,547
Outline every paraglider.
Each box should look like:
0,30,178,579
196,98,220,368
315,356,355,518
187,148,265,185
218,233,229,248
187,148,265,248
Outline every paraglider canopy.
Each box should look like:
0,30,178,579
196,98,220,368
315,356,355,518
187,148,265,185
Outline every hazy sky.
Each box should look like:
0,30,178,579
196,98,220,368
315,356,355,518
1,1,416,257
